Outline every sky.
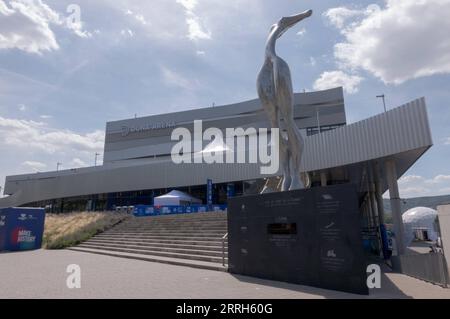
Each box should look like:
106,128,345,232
0,0,449,199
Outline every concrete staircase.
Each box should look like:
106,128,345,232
69,211,228,271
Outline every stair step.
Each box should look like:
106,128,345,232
106,232,226,236
95,234,225,241
71,211,230,272
132,216,227,221
103,232,226,237
118,221,227,224
76,243,227,263
122,222,227,227
68,247,227,272
81,241,227,257
87,238,227,250
109,226,227,230
114,226,227,230
91,236,227,246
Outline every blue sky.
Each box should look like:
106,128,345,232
0,0,449,198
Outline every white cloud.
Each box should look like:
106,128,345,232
0,0,59,54
67,20,92,39
160,66,196,90
445,137,450,145
325,0,450,84
0,116,104,184
439,187,450,194
70,157,87,168
396,174,450,198
0,116,104,154
21,160,46,171
176,0,198,12
324,5,379,29
309,57,316,67
0,0,92,54
176,0,211,41
39,114,52,119
185,16,211,40
398,186,431,198
18,104,26,111
125,8,148,25
135,14,147,25
313,70,363,94
296,28,306,36
425,175,450,184
121,29,134,37
399,174,424,184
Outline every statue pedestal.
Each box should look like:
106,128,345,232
227,184,369,295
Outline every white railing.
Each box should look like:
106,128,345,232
222,232,228,267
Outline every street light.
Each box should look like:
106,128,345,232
56,162,62,171
376,94,387,112
316,109,321,135
95,152,101,166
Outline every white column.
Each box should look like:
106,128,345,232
385,159,405,255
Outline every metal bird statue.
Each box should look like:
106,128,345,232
257,9,313,192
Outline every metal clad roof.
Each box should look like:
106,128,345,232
1,97,433,207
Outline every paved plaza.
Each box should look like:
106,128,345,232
1,249,449,299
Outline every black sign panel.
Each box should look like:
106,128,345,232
227,183,368,295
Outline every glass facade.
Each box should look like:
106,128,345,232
23,180,247,214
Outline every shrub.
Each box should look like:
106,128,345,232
43,212,129,249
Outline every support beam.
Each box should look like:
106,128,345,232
385,159,405,255
374,162,390,258
369,185,379,226
370,183,382,255
374,163,385,225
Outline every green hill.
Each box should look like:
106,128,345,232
383,194,450,223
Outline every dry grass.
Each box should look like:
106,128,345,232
43,212,129,249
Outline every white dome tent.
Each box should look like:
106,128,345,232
402,207,439,246
153,190,202,206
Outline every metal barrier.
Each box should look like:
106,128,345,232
400,252,450,287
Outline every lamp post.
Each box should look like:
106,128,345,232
56,162,62,171
376,94,387,112
316,108,321,135
95,152,101,166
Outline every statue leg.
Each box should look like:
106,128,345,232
279,130,291,191
285,116,304,190
260,107,290,193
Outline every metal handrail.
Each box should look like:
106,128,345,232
222,232,228,267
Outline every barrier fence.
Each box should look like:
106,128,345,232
400,252,450,288
132,204,227,217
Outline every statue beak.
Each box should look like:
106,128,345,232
283,9,313,29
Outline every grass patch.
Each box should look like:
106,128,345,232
43,212,129,249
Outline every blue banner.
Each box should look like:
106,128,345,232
133,204,227,217
0,207,46,252
207,179,213,206
227,183,235,198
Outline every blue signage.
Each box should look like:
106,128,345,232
227,183,235,198
0,207,46,252
207,179,213,205
133,204,227,217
